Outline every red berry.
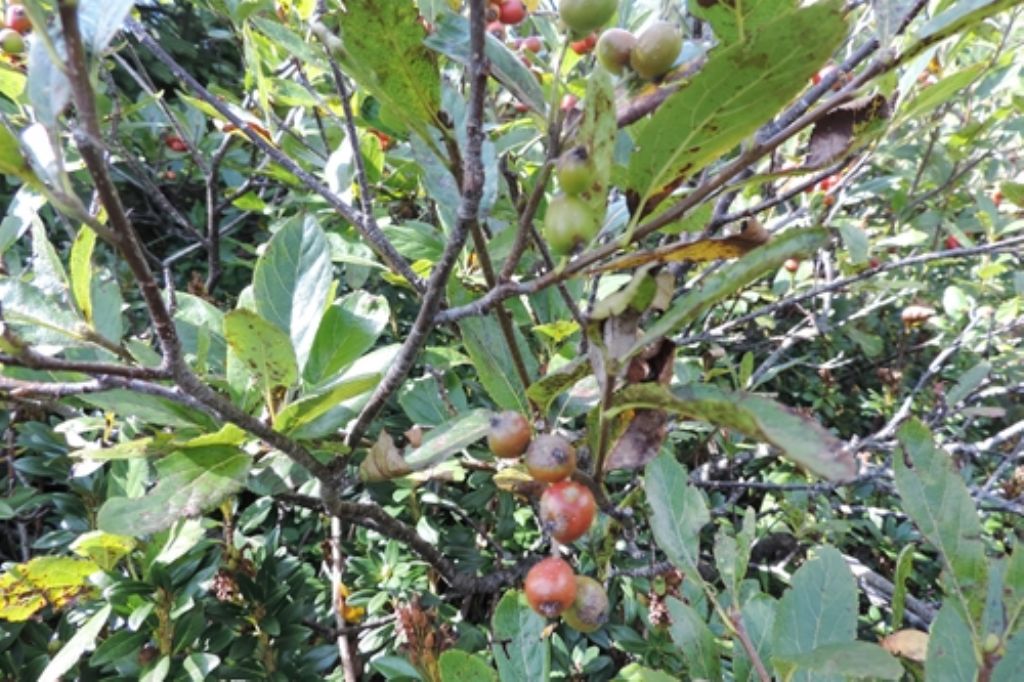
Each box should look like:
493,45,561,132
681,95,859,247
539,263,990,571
944,235,961,250
522,36,543,53
783,258,799,274
570,34,597,55
993,190,1003,207
560,94,579,112
539,480,596,544
524,557,576,618
5,5,30,35
165,135,188,152
487,21,506,40
499,0,526,25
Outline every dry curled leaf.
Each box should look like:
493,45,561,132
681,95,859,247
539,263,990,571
806,94,891,167
359,431,412,482
879,629,929,663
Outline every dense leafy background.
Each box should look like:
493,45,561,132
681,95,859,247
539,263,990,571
0,0,1022,680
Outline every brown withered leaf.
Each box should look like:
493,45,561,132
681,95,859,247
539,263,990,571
604,409,670,471
806,94,890,167
359,431,412,482
590,217,769,274
493,465,546,499
879,629,929,663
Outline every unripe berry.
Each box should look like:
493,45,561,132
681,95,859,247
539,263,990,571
630,21,682,81
562,576,609,632
558,0,616,35
596,28,635,75
487,411,532,459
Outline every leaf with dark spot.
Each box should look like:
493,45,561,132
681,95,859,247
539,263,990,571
806,94,891,167
604,409,670,471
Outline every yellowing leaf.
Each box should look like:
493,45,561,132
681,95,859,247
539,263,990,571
70,532,136,571
0,557,99,622
592,218,769,273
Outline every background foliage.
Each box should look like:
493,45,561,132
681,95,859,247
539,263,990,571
0,0,1022,680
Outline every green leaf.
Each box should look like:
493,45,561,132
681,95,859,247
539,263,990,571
250,16,328,67
0,278,84,348
714,507,755,599
774,641,903,680
26,31,71,127
77,0,135,52
491,590,549,682
89,630,148,668
891,544,916,630
945,361,991,407
39,604,112,682
426,13,546,115
0,62,26,104
404,408,491,469
273,372,381,434
69,227,97,323
526,357,591,412
627,2,846,211
577,66,617,216
894,420,987,621
304,292,390,386
97,446,251,536
924,602,978,682
336,0,441,133
645,451,709,579
771,546,857,682
690,0,796,44
457,312,536,414
80,391,216,430
734,596,776,682
667,598,722,681
439,650,497,682
632,228,829,354
224,309,299,394
611,664,679,682
898,63,985,123
614,383,856,481
913,0,1020,53
0,121,34,183
252,217,333,370
174,292,227,375
993,630,1024,682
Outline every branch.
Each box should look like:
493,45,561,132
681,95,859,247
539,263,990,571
675,237,1024,348
58,2,181,364
342,0,490,448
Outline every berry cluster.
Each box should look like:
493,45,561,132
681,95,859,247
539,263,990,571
487,412,608,630
0,4,31,57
